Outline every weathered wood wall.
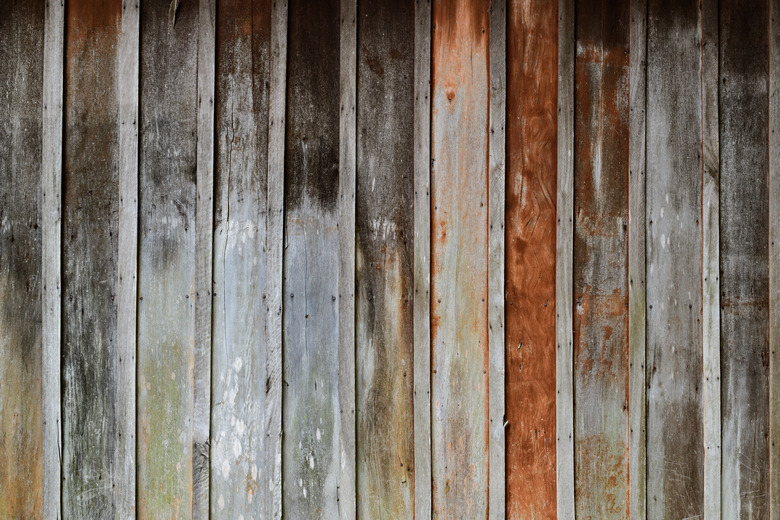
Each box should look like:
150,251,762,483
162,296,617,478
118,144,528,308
1,0,779,518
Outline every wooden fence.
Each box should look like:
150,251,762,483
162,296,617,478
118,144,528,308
1,0,779,518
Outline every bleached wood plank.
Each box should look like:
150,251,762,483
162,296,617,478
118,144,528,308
771,1,780,516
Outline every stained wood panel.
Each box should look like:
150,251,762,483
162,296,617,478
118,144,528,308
431,0,490,517
0,2,44,518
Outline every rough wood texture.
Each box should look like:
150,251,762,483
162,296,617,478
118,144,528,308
211,0,272,517
572,0,630,517
719,0,770,517
355,0,415,517
0,2,45,517
137,1,199,517
282,0,341,516
646,0,703,516
431,1,490,517
771,1,780,515
505,0,558,517
62,1,123,516
413,0,433,517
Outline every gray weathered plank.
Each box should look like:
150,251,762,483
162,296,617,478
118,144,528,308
137,1,199,517
719,0,770,517
646,0,704,516
771,0,780,516
355,0,415,517
0,2,45,517
282,0,342,516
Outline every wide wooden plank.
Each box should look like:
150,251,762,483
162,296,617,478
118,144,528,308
62,1,124,516
771,0,780,515
719,0,770,517
505,0,558,517
430,0,490,517
0,2,45,517
572,0,630,516
282,0,341,516
137,1,200,517
645,0,704,516
355,0,415,517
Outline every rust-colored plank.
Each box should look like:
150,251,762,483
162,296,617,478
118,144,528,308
0,2,45,517
431,0,490,517
572,0,630,517
355,0,415,517
505,0,558,517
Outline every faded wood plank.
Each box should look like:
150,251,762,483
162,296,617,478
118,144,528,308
771,0,780,516
62,1,124,516
137,1,200,517
282,0,342,516
719,0,770,517
572,0,630,517
645,0,704,516
413,0,433,517
505,0,559,517
211,0,273,517
488,0,506,518
42,0,65,517
355,0,415,517
0,2,45,517
431,0,490,517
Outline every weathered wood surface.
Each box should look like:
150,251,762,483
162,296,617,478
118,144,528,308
211,0,271,517
572,0,630,517
355,0,415,517
431,0,490,517
0,2,45,518
137,0,200,517
771,1,780,516
720,0,770,517
505,0,558,517
282,0,341,516
645,0,704,516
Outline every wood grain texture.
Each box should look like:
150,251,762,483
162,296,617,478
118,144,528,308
355,0,415,517
719,0,770,517
282,0,341,516
505,0,558,517
572,0,630,517
0,2,45,517
62,1,123,516
137,1,199,517
211,0,272,517
771,1,780,515
646,0,703,516
413,0,433,517
430,0,490,517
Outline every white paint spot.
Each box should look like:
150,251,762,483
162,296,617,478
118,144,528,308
233,437,242,458
221,459,231,478
303,487,307,499
316,428,321,441
309,455,314,469
218,494,225,510
233,357,243,372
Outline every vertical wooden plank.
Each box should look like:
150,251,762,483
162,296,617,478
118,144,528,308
572,0,630,516
431,0,490,517
719,0,770,517
355,0,415,517
628,0,648,517
0,2,45,517
211,0,273,517
42,0,65,517
62,1,124,516
701,0,720,518
282,0,341,517
488,0,506,518
413,0,433,517
771,0,780,516
137,1,199,517
505,0,558,517
645,0,704,516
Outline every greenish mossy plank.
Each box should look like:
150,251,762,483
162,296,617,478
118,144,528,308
770,0,780,515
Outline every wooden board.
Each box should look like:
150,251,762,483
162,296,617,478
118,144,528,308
62,1,124,516
572,0,630,517
211,0,272,517
137,0,200,517
505,0,558,517
645,0,703,516
430,0,490,517
355,0,415,517
771,1,780,516
719,0,771,516
0,2,45,517
282,0,341,516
